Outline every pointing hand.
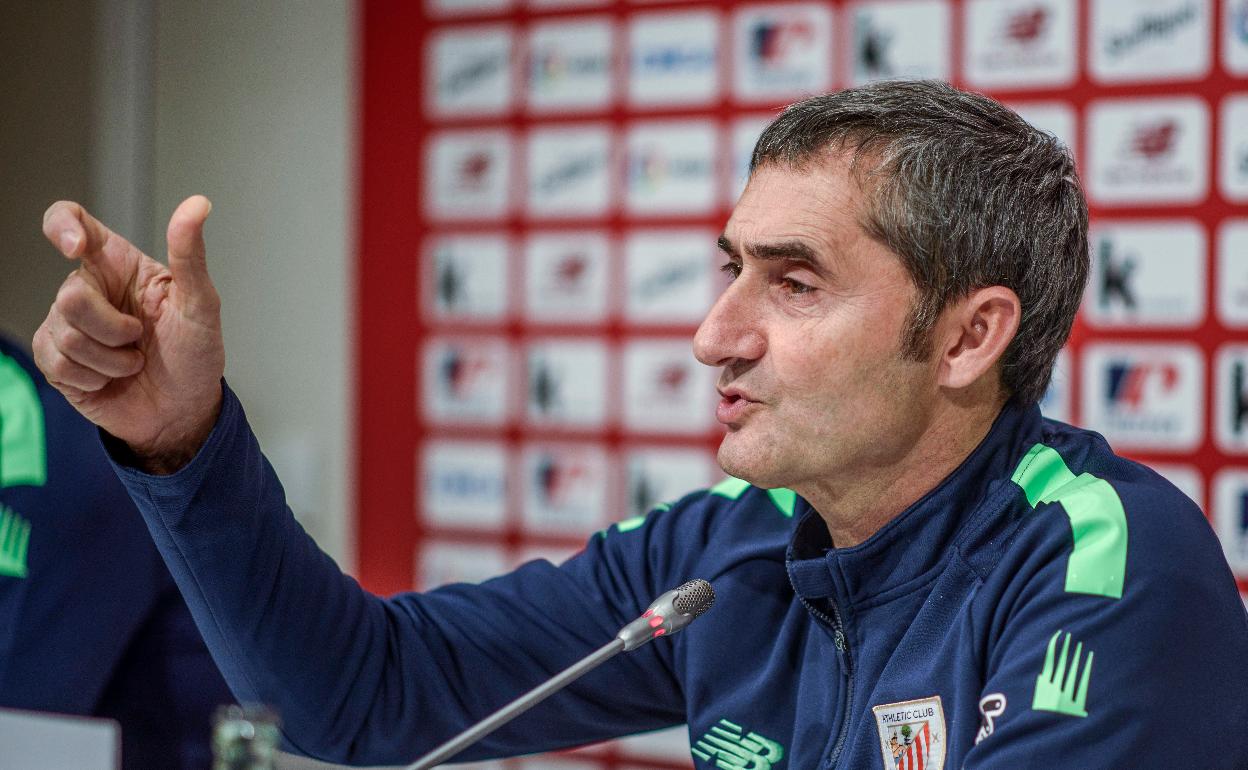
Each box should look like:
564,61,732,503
34,196,226,473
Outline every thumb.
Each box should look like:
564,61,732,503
166,195,217,311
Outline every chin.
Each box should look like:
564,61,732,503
716,439,779,489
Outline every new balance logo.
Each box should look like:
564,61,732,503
1033,630,1093,718
0,504,30,579
692,719,784,769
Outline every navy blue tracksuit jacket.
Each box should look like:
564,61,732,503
111,382,1248,768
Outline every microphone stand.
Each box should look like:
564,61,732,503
404,638,625,770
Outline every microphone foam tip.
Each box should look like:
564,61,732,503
673,579,715,617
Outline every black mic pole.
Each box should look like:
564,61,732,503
404,579,715,770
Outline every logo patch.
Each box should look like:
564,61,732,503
872,695,946,770
975,693,1007,745
1033,630,1094,718
692,719,784,769
0,504,30,579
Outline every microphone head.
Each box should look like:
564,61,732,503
673,579,715,618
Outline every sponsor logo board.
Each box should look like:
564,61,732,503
1080,342,1204,451
1219,95,1248,202
525,125,612,217
527,339,609,428
1217,220,1248,327
1084,220,1206,328
964,0,1076,89
429,26,514,116
523,232,611,323
425,233,510,321
732,3,833,102
850,0,952,86
526,17,613,112
1215,345,1248,454
1086,97,1209,205
622,339,715,434
520,443,610,535
1090,0,1210,83
625,121,718,216
421,440,509,529
625,229,716,324
426,130,513,220
422,337,513,425
628,11,720,106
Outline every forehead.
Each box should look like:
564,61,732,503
724,156,877,260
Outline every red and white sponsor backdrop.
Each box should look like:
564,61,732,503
356,0,1248,766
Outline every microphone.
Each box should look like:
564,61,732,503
404,579,715,770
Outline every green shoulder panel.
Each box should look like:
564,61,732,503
710,477,796,518
0,353,47,488
1010,443,1128,600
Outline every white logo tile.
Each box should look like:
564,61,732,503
1090,0,1211,83
622,339,715,434
1080,342,1204,452
425,234,511,321
526,17,614,113
1219,95,1248,202
624,230,716,324
1083,220,1206,328
525,124,612,217
1217,220,1248,328
1215,345,1248,454
625,121,718,216
1086,97,1209,205
426,130,513,220
523,232,611,323
732,3,834,103
628,10,720,107
428,26,514,116
964,0,1076,89
849,0,952,86
421,441,509,529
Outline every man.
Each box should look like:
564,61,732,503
33,81,1248,768
0,333,234,769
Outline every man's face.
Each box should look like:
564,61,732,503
693,155,941,493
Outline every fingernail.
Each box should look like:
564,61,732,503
60,230,80,254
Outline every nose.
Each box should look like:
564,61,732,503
693,278,765,368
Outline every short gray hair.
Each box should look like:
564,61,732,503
750,80,1088,405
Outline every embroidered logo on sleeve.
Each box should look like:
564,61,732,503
872,695,945,769
691,719,785,769
0,504,31,579
974,693,1007,744
1032,630,1094,718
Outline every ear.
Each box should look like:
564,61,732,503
935,286,1021,391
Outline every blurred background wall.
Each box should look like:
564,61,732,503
0,0,355,568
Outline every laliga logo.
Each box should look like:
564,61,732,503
1129,120,1178,160
1106,361,1180,410
1005,7,1049,44
751,18,814,67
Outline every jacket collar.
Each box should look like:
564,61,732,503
785,399,1043,610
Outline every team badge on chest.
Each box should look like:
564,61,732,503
872,695,946,770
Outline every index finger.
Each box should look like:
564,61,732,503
42,201,114,261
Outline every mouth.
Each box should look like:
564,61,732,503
715,387,759,425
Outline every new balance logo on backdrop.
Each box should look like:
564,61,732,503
1131,120,1178,159
1006,7,1048,43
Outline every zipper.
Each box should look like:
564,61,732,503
797,593,854,769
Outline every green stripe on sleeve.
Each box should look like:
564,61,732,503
1011,444,1128,599
0,354,47,488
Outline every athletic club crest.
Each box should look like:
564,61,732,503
872,695,946,770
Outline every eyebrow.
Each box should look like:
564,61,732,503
717,234,826,273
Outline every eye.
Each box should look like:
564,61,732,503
781,276,813,295
719,261,741,281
